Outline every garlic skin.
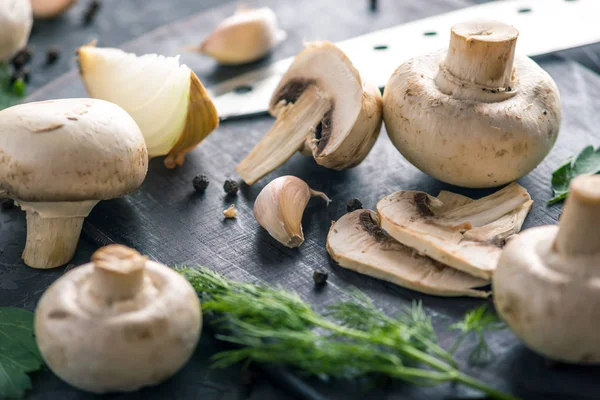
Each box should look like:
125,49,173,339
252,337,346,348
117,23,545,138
253,176,330,248
77,44,219,168
30,0,77,19
0,0,33,62
198,7,286,65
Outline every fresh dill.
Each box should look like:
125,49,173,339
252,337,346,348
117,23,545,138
179,267,518,400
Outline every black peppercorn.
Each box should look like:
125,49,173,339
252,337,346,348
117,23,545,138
1,199,14,209
46,46,60,65
83,0,101,25
346,198,363,212
11,48,32,70
193,174,210,193
312,270,328,286
223,179,239,196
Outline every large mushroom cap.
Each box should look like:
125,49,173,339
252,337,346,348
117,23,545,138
0,98,147,202
327,209,490,297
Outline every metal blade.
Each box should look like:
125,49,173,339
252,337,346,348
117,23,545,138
211,0,600,121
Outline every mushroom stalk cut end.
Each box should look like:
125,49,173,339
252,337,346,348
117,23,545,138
89,245,148,301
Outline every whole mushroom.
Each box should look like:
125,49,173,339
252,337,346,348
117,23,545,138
0,0,33,62
35,245,202,392
494,175,600,363
0,99,148,269
383,20,561,188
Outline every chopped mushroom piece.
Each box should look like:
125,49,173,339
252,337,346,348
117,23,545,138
383,20,561,188
494,175,600,364
236,42,382,185
0,99,148,269
376,183,533,279
35,245,201,392
327,210,489,297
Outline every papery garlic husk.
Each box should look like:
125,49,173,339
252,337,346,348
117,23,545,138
253,175,330,248
0,0,33,62
77,43,219,168
236,42,383,185
31,0,77,19
197,7,286,65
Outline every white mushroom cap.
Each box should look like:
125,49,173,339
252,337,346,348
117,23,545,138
383,20,561,188
494,175,600,363
35,245,202,393
0,0,33,62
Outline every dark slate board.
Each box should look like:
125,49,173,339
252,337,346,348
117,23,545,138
3,0,600,399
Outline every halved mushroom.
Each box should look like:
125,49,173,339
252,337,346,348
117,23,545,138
327,209,490,298
236,41,382,185
377,183,533,279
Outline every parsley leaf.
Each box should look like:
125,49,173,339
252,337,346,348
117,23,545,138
0,63,27,111
549,146,600,204
0,307,44,399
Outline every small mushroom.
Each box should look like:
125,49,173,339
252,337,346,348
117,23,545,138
376,183,532,279
0,99,148,269
236,42,382,185
0,0,32,62
30,0,77,19
35,245,202,392
327,209,490,297
494,175,600,364
254,175,330,248
383,20,561,188
196,7,286,65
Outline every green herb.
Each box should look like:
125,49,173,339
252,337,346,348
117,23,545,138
449,304,505,366
179,267,518,400
0,63,27,111
549,145,600,204
0,307,44,399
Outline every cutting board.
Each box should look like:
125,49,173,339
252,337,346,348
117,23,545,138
4,0,600,399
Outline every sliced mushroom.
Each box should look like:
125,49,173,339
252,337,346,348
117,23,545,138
383,20,561,188
236,41,382,185
376,183,533,279
327,210,490,298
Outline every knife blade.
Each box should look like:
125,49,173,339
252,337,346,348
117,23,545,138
210,0,600,121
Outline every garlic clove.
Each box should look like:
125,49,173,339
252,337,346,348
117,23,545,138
197,7,286,65
253,175,330,248
77,44,219,168
0,0,33,62
31,0,77,19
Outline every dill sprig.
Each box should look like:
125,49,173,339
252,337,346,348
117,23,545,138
449,303,506,366
179,267,518,400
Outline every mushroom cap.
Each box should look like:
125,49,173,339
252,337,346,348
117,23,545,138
268,42,366,163
0,98,148,202
30,0,77,19
0,0,33,62
327,209,489,297
493,226,600,364
34,259,202,393
383,50,561,188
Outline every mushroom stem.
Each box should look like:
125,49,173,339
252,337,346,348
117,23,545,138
554,175,600,256
236,85,331,185
22,212,84,269
89,245,148,301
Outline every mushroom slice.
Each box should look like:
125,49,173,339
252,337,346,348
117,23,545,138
327,210,490,298
77,43,219,168
236,41,382,185
377,183,532,279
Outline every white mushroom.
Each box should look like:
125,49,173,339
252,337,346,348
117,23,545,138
253,175,330,248
30,0,77,19
197,7,286,65
327,209,490,298
0,99,148,269
377,183,532,279
383,20,561,188
236,42,382,185
494,175,600,364
77,44,219,168
0,0,32,62
35,245,202,392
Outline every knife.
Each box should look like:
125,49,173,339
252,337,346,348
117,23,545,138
210,0,600,121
